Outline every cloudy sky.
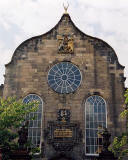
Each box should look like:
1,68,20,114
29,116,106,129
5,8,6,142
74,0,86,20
0,0,128,87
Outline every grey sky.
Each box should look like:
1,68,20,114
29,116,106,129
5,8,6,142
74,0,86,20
0,0,128,87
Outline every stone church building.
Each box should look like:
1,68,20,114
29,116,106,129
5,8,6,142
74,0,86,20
0,10,126,160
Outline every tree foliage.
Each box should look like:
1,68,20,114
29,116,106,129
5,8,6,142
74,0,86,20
0,96,38,149
110,89,128,159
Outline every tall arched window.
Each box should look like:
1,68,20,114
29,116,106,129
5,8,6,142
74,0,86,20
85,95,107,155
23,94,43,148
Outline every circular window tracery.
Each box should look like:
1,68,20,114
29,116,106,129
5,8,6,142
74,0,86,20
48,62,82,94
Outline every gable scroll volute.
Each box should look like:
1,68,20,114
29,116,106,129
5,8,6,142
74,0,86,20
57,34,74,54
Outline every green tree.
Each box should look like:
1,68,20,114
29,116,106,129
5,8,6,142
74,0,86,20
110,89,128,159
0,97,38,153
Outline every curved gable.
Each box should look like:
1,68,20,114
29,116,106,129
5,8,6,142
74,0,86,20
6,13,124,70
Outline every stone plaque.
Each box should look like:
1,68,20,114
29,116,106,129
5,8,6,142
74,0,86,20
54,129,72,138
46,121,82,151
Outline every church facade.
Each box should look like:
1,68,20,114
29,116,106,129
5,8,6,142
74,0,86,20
0,11,126,160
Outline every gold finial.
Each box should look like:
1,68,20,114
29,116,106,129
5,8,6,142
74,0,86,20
63,2,69,14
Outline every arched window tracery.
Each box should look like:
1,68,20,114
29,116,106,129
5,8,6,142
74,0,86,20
23,94,43,148
85,95,107,155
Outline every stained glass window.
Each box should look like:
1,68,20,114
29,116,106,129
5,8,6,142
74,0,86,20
85,95,107,155
23,94,43,148
48,62,82,94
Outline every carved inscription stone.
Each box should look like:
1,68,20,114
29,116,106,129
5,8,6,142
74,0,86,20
46,121,82,152
54,129,72,138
